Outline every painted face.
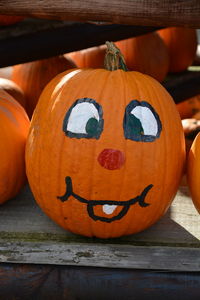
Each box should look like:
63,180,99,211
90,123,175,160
26,69,185,238
58,97,162,223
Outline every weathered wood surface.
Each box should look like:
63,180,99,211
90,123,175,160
0,18,160,67
0,0,200,27
0,181,199,271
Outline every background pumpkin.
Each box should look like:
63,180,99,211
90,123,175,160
0,78,26,108
157,27,197,73
0,90,29,204
66,45,106,68
187,132,200,214
0,15,24,26
12,55,76,118
114,32,170,82
25,42,185,238
176,94,200,119
192,110,200,120
181,118,200,156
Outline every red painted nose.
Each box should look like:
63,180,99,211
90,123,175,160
98,149,125,170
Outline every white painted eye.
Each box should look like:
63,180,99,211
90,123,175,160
63,98,104,139
130,106,158,136
124,100,162,142
67,102,99,134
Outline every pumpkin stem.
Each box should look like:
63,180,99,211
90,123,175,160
104,41,128,71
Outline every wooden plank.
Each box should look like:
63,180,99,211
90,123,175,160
0,240,200,271
0,183,199,271
0,1,200,27
0,18,159,67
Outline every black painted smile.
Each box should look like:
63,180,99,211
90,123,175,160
57,177,153,223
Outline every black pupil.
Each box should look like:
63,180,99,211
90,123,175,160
127,114,144,136
86,117,99,136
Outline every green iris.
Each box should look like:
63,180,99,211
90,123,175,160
86,117,99,136
127,114,144,136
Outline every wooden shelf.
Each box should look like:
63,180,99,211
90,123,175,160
0,181,199,272
0,0,200,28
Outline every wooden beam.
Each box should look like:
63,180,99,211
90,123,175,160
0,19,159,67
0,0,200,27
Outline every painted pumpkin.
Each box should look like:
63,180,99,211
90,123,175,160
0,90,29,204
158,27,197,73
26,42,185,238
12,55,76,118
66,45,106,68
115,32,169,82
0,15,24,26
187,132,200,213
0,78,26,108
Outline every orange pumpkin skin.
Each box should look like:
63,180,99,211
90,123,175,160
66,45,106,68
158,27,197,73
26,69,185,238
177,95,200,119
0,90,30,204
115,32,169,82
187,132,200,213
192,111,200,120
0,15,24,26
12,56,76,118
0,78,26,108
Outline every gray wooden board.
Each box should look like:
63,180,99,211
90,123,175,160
0,180,199,271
